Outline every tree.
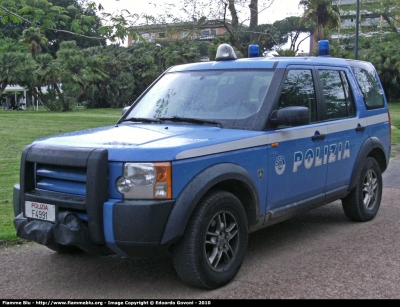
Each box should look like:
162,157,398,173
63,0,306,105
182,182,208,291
19,27,48,57
157,0,279,57
299,0,340,42
0,52,27,94
272,16,313,53
159,39,198,67
29,53,63,110
86,44,135,108
43,0,106,56
0,37,27,53
56,40,105,110
329,0,400,100
0,0,106,57
357,34,400,102
274,49,296,56
223,0,277,56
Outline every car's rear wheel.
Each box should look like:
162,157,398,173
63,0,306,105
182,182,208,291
342,157,382,222
172,190,248,289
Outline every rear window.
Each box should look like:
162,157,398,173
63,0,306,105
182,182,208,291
352,66,384,109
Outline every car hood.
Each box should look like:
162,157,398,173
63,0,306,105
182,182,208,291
33,123,266,161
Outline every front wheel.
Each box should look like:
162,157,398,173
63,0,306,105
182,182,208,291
171,190,248,289
342,157,382,222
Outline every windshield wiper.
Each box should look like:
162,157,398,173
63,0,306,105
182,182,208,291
120,117,161,123
158,116,222,127
119,116,222,127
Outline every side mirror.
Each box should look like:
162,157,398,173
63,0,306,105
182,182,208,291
270,106,310,127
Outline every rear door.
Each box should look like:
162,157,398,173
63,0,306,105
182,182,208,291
316,66,366,194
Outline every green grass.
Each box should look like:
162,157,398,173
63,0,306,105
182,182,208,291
389,102,400,144
1,104,399,243
0,107,122,242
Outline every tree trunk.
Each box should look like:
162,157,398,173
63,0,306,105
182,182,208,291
249,0,258,44
53,83,69,111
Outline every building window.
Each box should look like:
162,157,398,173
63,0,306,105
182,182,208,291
202,30,210,36
212,29,217,36
365,16,380,22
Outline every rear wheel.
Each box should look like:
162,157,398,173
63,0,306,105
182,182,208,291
342,157,382,222
172,190,248,289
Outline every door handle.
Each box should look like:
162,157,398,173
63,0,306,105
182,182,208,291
312,134,326,141
355,125,366,132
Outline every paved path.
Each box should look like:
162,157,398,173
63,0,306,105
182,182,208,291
1,158,399,299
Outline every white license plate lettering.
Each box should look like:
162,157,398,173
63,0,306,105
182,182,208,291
25,201,56,222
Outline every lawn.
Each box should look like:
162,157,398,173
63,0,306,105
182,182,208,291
1,104,399,243
389,102,400,144
0,107,122,242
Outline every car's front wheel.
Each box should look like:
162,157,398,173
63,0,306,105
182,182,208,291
342,157,382,222
172,190,248,289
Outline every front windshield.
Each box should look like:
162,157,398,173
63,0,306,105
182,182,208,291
126,69,273,121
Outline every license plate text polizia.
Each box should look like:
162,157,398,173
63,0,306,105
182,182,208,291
25,201,56,222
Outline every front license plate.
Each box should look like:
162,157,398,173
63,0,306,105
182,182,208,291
25,201,56,222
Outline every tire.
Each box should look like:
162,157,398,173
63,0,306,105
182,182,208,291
171,190,248,289
342,157,382,222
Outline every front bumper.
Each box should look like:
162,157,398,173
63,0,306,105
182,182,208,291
14,184,176,258
14,143,177,258
14,211,110,254
110,199,175,257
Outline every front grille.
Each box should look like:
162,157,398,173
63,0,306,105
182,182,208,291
20,144,108,244
36,164,87,195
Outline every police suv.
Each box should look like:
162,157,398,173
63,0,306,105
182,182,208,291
13,41,391,289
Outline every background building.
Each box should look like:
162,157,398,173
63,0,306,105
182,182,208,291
128,19,230,46
332,0,399,42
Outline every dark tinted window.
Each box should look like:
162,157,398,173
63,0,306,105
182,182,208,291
319,69,355,120
277,69,317,123
352,66,384,109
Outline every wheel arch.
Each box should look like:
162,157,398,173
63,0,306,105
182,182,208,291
160,163,260,245
369,136,390,173
348,137,388,191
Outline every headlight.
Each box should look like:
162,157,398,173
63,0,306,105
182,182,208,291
116,162,172,199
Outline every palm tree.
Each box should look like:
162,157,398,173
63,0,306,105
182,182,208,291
31,53,64,110
300,0,340,42
19,27,49,57
0,52,26,94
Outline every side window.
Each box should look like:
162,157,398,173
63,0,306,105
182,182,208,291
277,69,317,123
352,66,384,109
318,69,355,120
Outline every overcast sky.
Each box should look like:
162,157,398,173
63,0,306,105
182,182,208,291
97,0,309,52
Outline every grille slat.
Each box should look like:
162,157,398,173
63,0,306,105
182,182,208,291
37,165,87,182
36,178,86,195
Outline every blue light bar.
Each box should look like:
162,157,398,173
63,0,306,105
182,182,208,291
318,40,330,57
248,44,259,58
